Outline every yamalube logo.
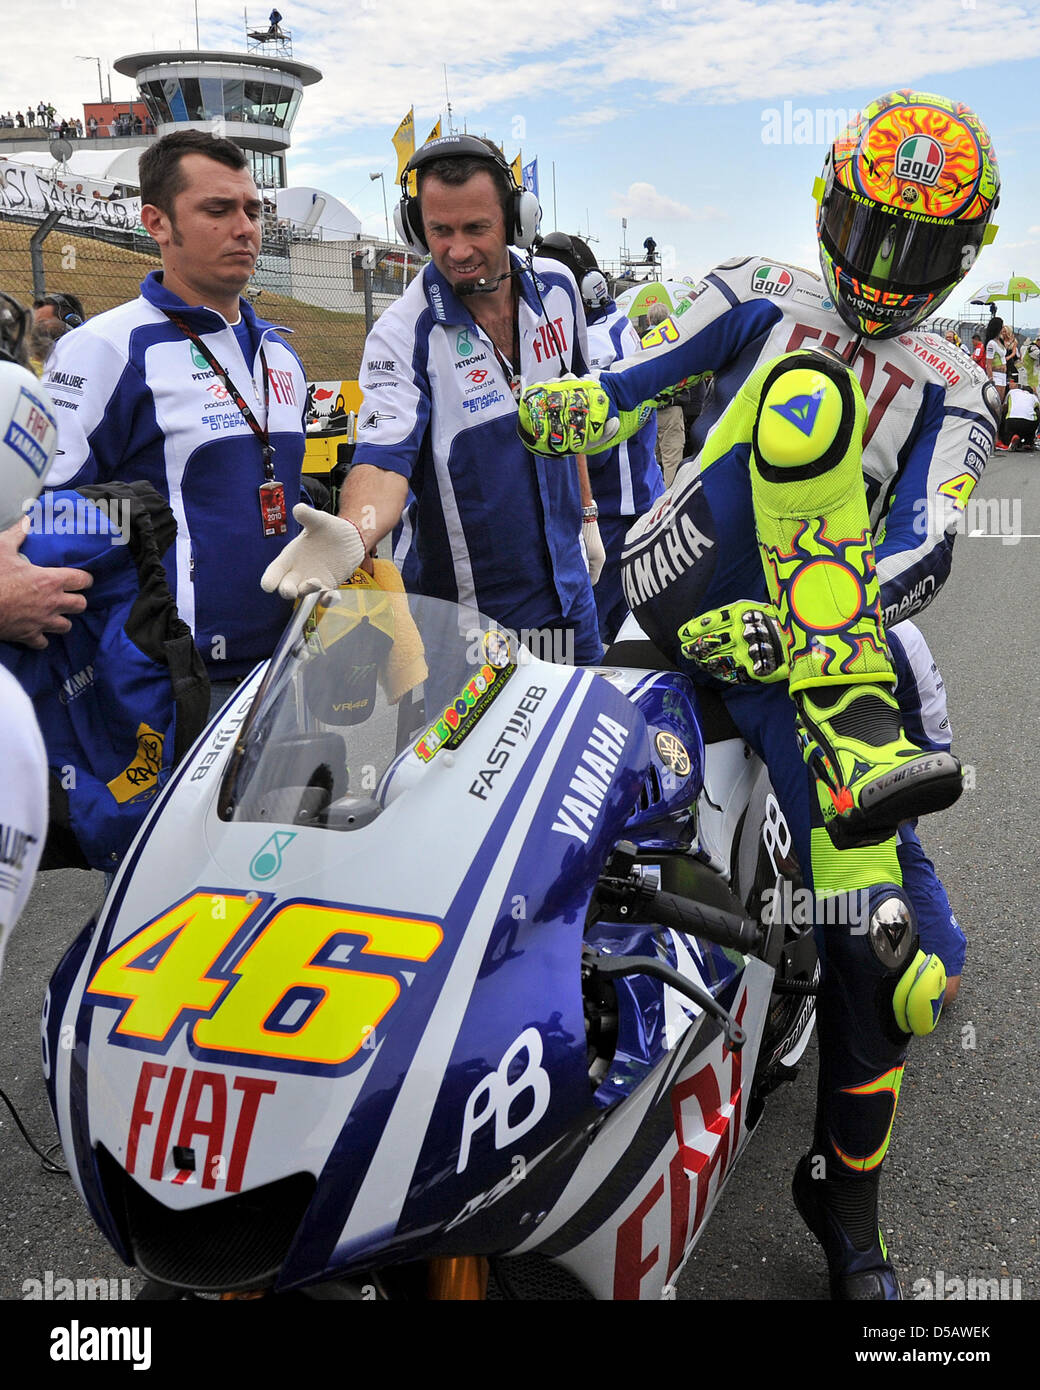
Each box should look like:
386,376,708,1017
752,265,793,296
895,134,944,186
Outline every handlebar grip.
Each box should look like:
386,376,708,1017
651,889,762,954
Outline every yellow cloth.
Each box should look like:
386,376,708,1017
345,562,428,703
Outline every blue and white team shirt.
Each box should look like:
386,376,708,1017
604,255,999,630
355,253,596,637
584,304,662,523
43,272,307,678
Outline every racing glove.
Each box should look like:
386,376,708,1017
518,373,622,456
678,600,789,685
260,504,367,601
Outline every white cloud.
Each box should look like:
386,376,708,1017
13,0,1039,150
560,106,625,129
609,182,720,223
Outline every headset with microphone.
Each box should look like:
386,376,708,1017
393,134,542,254
534,232,611,313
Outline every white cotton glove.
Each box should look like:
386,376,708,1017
582,517,606,585
260,504,367,601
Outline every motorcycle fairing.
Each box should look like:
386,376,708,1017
48,647,590,1271
583,919,741,1104
610,670,707,848
42,675,269,1251
294,673,651,1284
511,959,774,1299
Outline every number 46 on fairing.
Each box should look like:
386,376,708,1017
85,890,443,1075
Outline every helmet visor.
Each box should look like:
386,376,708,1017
820,183,988,293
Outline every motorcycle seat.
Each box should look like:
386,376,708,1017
600,638,742,745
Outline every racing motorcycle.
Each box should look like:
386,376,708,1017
42,585,818,1300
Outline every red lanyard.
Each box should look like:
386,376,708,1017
166,313,276,480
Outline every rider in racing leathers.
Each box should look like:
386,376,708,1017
516,91,1000,1299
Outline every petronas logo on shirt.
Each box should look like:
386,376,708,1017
770,388,824,436
190,344,209,370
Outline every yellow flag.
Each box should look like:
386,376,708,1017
510,152,522,186
393,107,415,183
422,119,442,146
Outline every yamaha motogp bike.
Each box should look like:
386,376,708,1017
43,588,817,1299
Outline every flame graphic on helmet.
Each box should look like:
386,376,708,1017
832,92,998,221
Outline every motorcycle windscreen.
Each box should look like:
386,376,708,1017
217,587,519,831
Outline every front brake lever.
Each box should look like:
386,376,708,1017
582,947,747,1050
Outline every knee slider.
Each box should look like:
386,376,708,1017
821,884,920,1049
752,352,862,483
862,884,944,1038
892,949,947,1037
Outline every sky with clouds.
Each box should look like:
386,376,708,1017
6,0,1040,322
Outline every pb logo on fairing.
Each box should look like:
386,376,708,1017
457,1027,550,1172
895,135,944,186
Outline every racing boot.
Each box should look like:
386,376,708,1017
792,1153,902,1300
748,351,963,848
793,882,926,1301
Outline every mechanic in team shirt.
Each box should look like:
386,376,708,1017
517,92,1000,1301
263,136,602,664
42,130,308,714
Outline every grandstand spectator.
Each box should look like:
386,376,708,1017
26,105,35,128
16,111,25,128
88,115,98,138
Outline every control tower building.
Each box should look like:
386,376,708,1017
114,41,321,192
